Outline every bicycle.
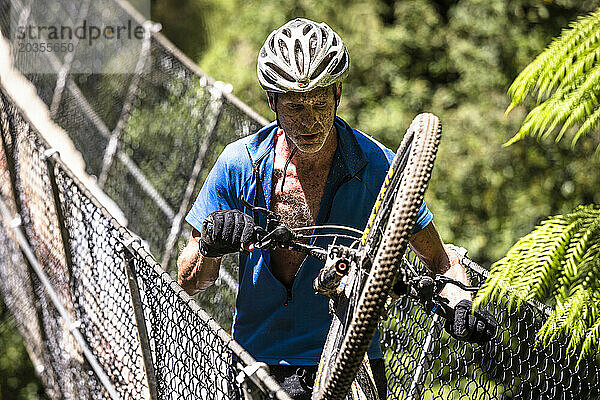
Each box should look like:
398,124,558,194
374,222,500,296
235,112,468,399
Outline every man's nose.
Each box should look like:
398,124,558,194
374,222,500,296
299,105,319,120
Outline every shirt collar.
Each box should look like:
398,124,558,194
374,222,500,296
244,116,368,177
244,121,277,164
334,116,368,178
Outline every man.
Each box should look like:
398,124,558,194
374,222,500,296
178,18,496,400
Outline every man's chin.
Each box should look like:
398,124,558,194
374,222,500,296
296,141,326,153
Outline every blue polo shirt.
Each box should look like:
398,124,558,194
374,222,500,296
185,116,433,365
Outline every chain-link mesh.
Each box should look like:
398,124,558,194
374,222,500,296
0,86,289,400
56,167,150,398
134,251,242,399
0,0,267,272
2,0,600,398
380,250,600,400
0,86,114,399
0,0,266,331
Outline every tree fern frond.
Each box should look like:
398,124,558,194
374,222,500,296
474,213,576,310
572,104,600,149
506,75,586,144
538,65,600,140
547,40,600,96
537,312,559,344
473,261,527,311
496,8,600,361
580,317,600,362
536,297,570,345
556,99,590,142
566,62,600,106
508,9,600,105
561,216,598,283
575,245,600,290
539,22,600,100
504,117,534,146
566,318,589,353
478,206,600,360
514,220,578,300
506,9,600,152
535,11,600,98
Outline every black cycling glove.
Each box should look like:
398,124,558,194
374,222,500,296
200,210,255,258
444,299,498,345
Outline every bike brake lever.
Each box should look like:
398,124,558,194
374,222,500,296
252,226,268,248
435,275,480,292
254,225,296,250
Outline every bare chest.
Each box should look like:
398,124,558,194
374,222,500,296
269,159,330,288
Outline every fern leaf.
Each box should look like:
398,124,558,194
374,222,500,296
508,10,600,105
579,317,600,362
572,103,600,148
506,9,600,151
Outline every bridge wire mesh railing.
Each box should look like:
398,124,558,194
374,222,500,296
2,80,600,399
0,0,599,398
381,251,600,399
0,85,290,400
0,0,260,328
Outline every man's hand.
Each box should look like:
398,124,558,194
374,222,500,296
438,246,471,307
200,210,255,258
444,299,498,344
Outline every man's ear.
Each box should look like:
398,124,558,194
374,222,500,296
267,92,277,112
335,83,343,107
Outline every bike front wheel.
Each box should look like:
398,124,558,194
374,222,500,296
313,113,442,400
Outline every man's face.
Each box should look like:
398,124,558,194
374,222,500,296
272,85,340,153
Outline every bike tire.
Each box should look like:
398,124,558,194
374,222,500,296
313,113,442,400
312,114,422,400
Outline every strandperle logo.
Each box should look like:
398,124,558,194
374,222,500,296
15,20,146,46
10,0,152,74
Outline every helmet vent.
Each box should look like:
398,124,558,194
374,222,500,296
320,27,327,46
265,62,295,83
269,36,276,53
261,70,278,86
303,24,312,36
311,52,335,80
294,39,304,74
329,52,347,75
309,33,317,59
278,39,290,64
282,28,291,38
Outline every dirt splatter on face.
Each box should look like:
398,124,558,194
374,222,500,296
275,86,337,153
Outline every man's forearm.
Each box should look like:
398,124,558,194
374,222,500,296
409,223,471,307
177,237,221,295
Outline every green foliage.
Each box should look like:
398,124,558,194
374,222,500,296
475,205,600,360
506,9,600,153
473,6,600,361
0,299,47,399
194,0,600,264
151,0,216,60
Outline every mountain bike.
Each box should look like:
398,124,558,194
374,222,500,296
239,112,464,399
312,112,442,400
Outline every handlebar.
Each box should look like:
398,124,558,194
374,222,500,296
393,273,479,321
237,199,481,321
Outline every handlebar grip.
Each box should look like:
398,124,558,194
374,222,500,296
430,300,454,321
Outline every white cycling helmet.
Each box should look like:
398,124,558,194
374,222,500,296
257,18,349,93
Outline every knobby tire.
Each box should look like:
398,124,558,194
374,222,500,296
314,113,442,400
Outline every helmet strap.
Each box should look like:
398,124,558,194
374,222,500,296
333,82,341,118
